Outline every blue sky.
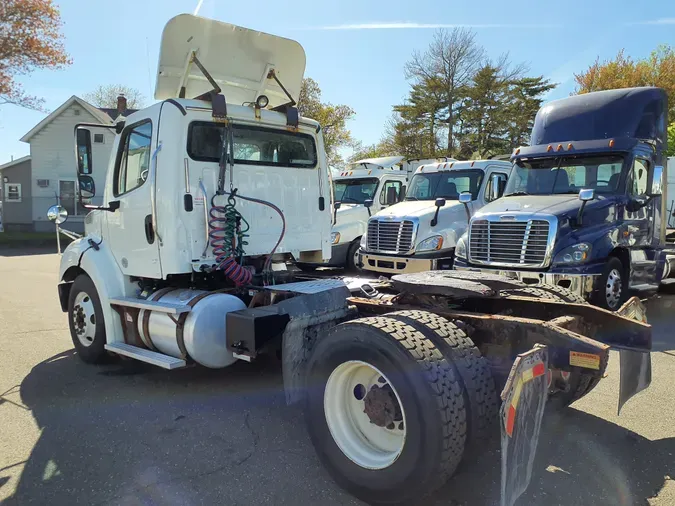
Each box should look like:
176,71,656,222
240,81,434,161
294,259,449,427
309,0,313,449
1,0,673,164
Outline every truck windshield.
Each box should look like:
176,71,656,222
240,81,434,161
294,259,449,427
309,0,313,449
187,121,317,168
405,170,484,201
505,155,624,196
333,178,378,204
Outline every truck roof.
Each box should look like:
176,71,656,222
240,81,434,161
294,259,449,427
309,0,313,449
155,14,305,109
334,165,407,180
414,159,511,174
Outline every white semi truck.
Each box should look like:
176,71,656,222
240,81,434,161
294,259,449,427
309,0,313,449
359,160,511,274
49,14,655,506
305,156,447,270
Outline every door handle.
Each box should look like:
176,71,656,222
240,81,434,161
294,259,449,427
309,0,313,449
144,214,155,244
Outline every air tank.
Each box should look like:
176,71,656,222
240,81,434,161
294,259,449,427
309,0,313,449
137,289,247,368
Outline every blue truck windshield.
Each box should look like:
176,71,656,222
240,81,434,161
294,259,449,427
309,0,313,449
406,170,484,201
505,155,624,196
333,178,379,204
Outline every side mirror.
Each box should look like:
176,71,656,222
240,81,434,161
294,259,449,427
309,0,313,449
78,175,96,200
576,189,595,227
76,129,93,175
364,199,373,216
459,192,472,204
386,191,398,206
491,176,505,200
47,205,68,224
649,165,663,196
430,198,446,227
333,201,341,222
579,188,595,202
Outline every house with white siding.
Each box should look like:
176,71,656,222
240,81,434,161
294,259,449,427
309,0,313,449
1,95,135,232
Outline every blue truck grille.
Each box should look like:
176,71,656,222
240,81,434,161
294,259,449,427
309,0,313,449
469,219,550,267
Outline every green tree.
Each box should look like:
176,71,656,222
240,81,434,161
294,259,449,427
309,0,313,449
297,77,355,166
667,122,675,157
405,28,485,155
504,76,556,150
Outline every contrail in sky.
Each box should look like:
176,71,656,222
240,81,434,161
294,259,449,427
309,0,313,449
194,0,204,15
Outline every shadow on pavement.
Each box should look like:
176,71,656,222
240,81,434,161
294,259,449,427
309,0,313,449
3,346,674,506
0,247,58,258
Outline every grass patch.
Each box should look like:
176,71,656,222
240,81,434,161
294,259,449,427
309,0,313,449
0,231,75,247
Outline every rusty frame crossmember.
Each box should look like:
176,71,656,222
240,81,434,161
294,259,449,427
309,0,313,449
347,294,651,378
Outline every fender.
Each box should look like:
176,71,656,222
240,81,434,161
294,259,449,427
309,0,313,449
58,236,136,345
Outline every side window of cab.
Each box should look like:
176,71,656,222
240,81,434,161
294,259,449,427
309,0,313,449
629,159,649,196
114,121,153,196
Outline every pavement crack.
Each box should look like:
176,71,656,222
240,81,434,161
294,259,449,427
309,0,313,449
235,411,260,466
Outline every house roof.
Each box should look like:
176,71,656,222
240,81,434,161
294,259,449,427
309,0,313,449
20,95,114,143
0,155,31,171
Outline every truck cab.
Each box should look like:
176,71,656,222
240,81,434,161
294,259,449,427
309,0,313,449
306,156,449,270
359,159,511,274
454,87,675,310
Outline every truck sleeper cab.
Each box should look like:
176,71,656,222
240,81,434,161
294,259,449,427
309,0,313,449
454,87,675,310
360,159,511,274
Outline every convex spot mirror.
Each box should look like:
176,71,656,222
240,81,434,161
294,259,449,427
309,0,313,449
47,205,68,224
78,175,96,200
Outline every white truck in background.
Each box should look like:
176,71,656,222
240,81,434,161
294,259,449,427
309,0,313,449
303,156,450,270
45,15,656,506
359,159,512,274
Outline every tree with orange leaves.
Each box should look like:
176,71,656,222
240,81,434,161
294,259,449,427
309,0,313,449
0,0,71,111
574,46,675,155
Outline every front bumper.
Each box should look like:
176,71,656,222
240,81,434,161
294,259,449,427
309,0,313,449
360,250,453,274
454,262,598,298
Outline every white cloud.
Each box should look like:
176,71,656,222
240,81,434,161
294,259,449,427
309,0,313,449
633,18,675,25
316,21,559,30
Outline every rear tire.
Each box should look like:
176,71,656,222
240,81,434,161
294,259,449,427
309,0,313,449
305,316,467,505
386,310,498,446
501,284,604,405
67,274,107,364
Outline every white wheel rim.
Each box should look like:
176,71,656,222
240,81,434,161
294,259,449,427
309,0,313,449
352,248,361,270
606,268,622,308
72,291,97,347
324,360,406,470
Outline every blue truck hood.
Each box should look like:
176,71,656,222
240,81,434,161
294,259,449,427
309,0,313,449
476,194,616,219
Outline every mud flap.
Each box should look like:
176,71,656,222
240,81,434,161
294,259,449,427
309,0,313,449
618,350,651,414
616,296,652,414
499,345,549,506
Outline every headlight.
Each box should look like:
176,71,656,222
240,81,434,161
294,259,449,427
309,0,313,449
417,235,444,252
553,242,591,264
360,234,367,249
455,234,467,259
331,232,340,245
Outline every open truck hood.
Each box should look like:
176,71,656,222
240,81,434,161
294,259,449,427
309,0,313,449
155,14,306,108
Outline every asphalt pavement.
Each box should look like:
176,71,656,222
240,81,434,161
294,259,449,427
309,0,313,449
0,251,673,505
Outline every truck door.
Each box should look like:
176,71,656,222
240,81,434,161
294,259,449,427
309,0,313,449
105,118,162,278
625,156,656,286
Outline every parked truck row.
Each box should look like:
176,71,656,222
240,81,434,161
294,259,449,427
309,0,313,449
48,14,657,506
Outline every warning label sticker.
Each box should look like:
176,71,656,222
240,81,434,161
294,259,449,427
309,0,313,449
570,351,601,370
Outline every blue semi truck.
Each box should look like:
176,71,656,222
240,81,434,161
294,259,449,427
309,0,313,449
454,87,675,310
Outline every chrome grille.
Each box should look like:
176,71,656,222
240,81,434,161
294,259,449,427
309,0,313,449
367,219,415,254
469,219,551,267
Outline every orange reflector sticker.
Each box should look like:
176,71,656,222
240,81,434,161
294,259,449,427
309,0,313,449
505,360,546,437
570,351,600,370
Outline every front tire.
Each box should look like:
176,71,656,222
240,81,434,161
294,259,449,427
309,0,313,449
67,274,107,364
305,316,467,505
592,257,627,311
346,241,362,272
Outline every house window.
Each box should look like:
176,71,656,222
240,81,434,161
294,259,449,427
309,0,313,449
5,183,21,202
59,180,81,216
94,133,104,144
